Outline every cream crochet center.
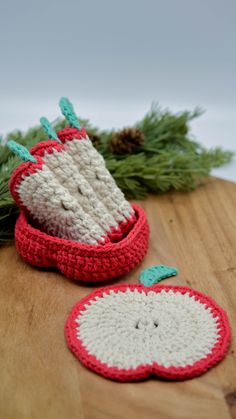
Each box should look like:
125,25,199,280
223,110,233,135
16,136,134,244
76,289,220,369
63,136,133,220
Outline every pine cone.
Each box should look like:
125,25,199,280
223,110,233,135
110,128,145,155
87,131,101,148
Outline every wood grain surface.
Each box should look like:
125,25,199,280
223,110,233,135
0,177,236,419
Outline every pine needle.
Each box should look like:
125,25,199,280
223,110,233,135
0,104,233,244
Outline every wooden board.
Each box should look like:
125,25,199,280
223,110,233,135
0,177,236,419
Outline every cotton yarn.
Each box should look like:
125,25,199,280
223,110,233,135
7,98,149,282
139,265,178,286
57,127,136,234
13,203,149,282
65,284,231,381
10,127,136,245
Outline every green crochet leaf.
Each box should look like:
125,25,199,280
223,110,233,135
140,265,178,287
7,140,37,163
40,117,61,142
59,97,81,129
0,103,233,244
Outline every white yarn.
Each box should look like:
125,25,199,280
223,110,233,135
76,289,220,369
17,165,106,244
16,134,136,243
42,149,119,233
64,137,134,223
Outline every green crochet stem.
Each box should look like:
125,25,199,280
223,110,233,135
40,117,61,143
59,97,81,129
7,140,37,163
140,265,178,287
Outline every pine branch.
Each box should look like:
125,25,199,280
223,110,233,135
0,104,233,244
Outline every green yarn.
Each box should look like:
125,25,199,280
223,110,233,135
40,117,61,143
7,140,37,163
0,103,233,245
59,97,81,129
140,265,178,287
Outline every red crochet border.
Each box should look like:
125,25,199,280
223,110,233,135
9,126,87,208
65,284,231,382
10,131,137,244
9,132,84,208
14,204,149,282
57,126,87,142
9,155,44,211
30,137,137,242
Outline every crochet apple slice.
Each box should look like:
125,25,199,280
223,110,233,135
30,119,122,242
58,98,136,236
8,141,108,245
65,284,231,382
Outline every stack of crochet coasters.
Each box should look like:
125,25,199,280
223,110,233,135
8,99,149,281
65,284,231,382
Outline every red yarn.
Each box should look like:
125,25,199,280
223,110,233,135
65,284,231,382
29,133,136,242
9,156,44,211
10,130,149,279
57,126,87,142
56,127,136,243
30,140,65,156
14,204,149,282
55,127,137,238
9,136,138,244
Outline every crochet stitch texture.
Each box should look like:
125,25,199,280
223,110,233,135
57,127,136,233
10,127,136,245
8,100,149,281
14,204,149,282
65,284,231,381
140,265,178,286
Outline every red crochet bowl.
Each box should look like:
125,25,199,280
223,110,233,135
14,204,149,282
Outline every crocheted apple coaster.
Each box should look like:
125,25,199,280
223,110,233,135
8,98,136,245
65,284,230,382
7,99,150,282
